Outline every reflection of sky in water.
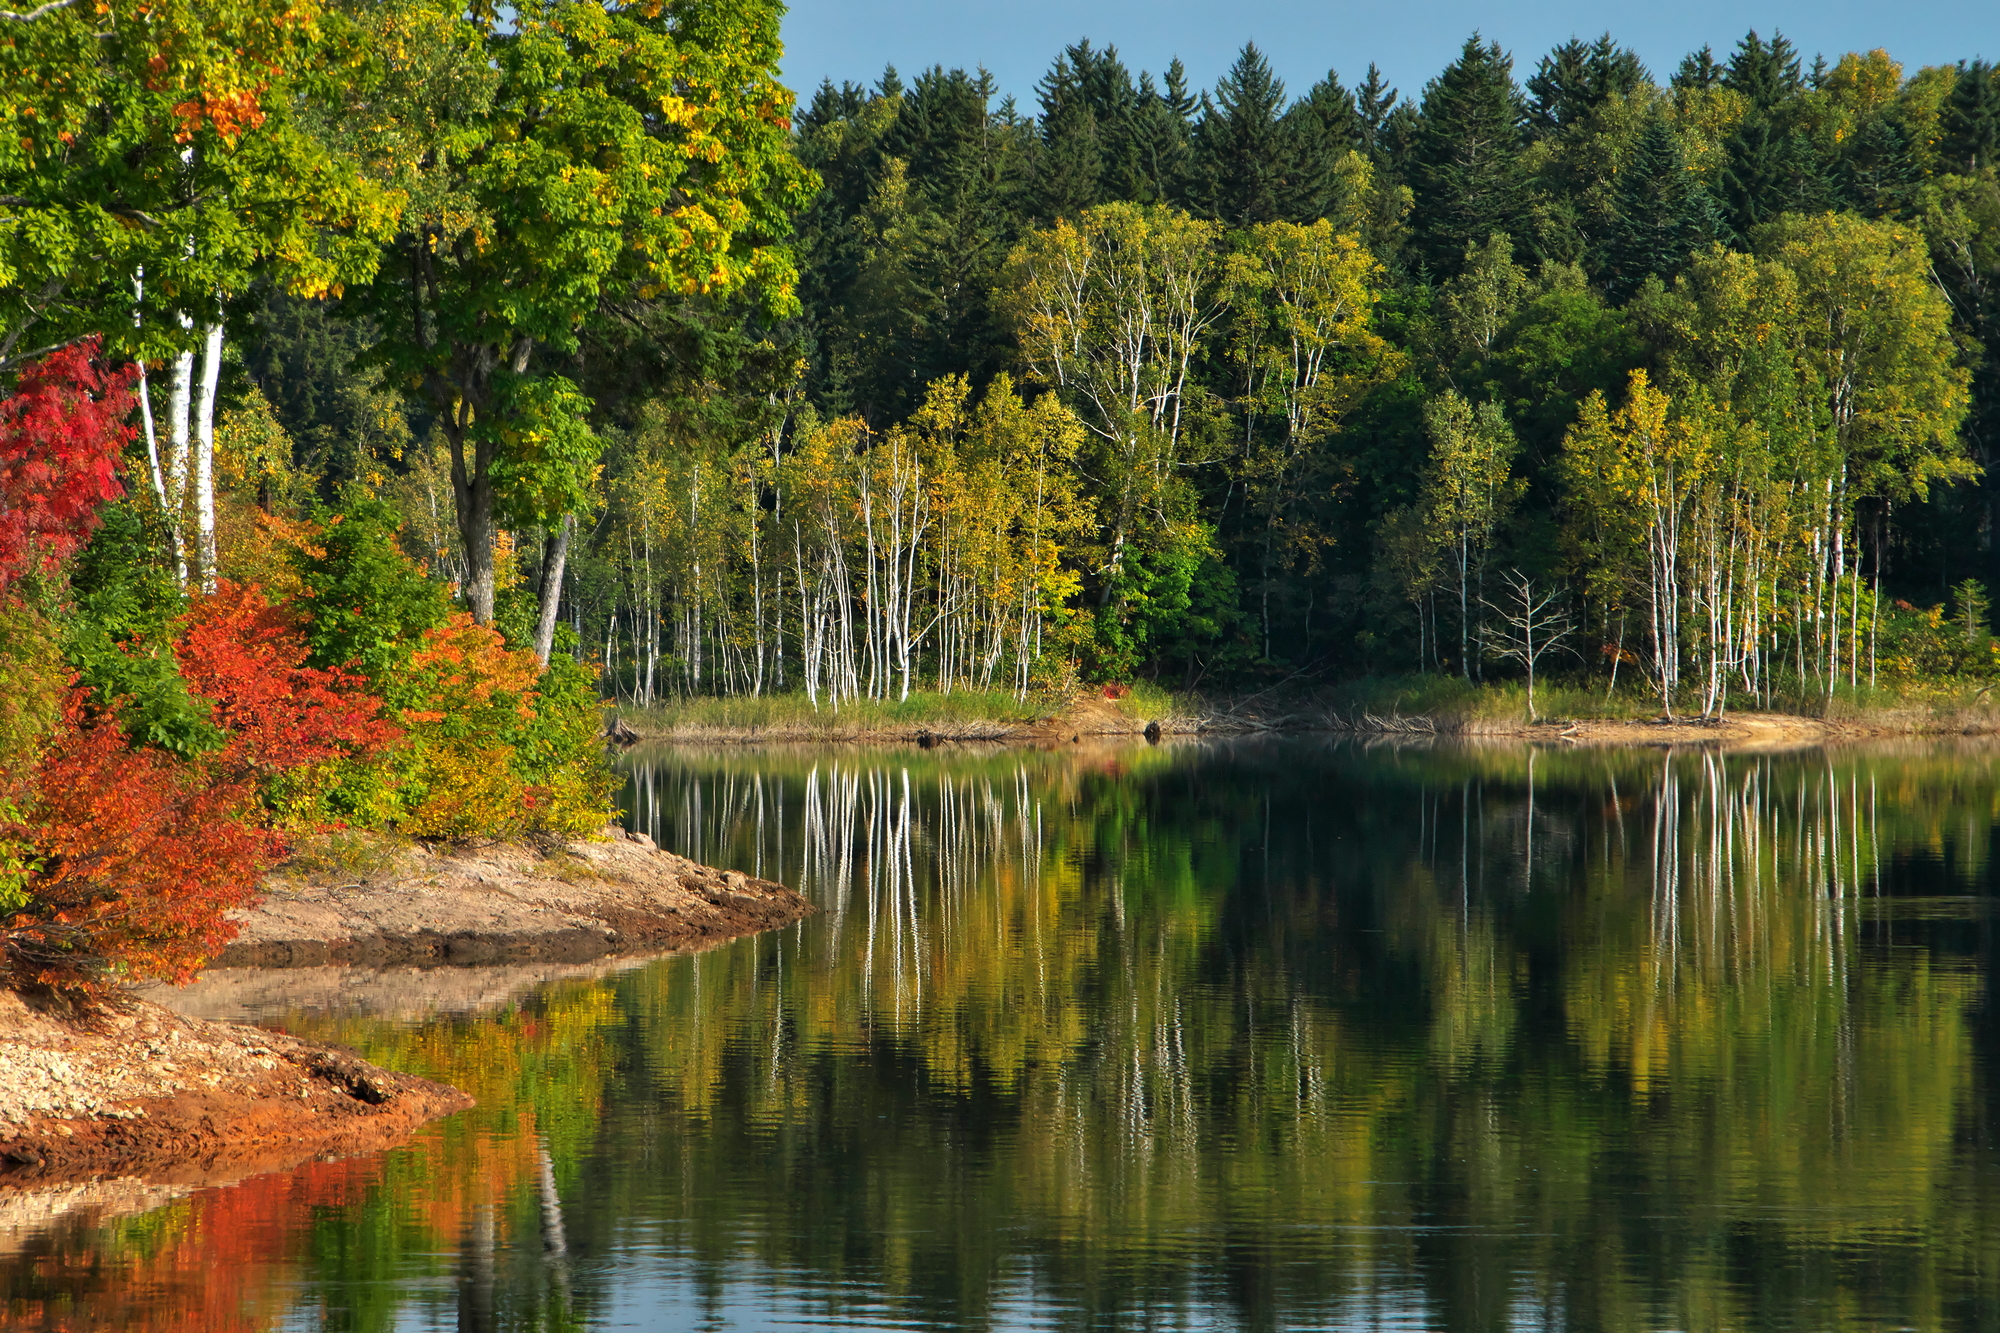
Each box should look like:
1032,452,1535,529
19,739,2000,1331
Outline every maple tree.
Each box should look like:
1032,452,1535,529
0,336,133,590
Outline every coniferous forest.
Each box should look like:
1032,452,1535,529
7,0,2000,980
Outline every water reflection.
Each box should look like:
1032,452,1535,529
5,739,2000,1332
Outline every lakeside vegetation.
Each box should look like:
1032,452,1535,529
1,0,2000,988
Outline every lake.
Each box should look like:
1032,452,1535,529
7,737,2000,1331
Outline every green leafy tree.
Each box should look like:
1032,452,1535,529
354,0,815,626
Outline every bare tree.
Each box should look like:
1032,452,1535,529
1483,569,1575,722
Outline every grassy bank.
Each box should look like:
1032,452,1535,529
1318,673,2000,733
606,675,2000,745
607,683,1187,742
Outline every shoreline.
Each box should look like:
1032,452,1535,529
0,830,815,1186
0,990,470,1186
613,692,2000,752
216,826,814,968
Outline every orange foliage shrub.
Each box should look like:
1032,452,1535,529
177,581,400,791
0,696,278,989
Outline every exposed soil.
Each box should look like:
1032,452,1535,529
0,989,471,1187
217,826,815,968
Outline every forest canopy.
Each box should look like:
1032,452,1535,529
8,12,2000,743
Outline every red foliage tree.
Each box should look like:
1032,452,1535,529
176,580,401,780
1,696,277,989
0,336,134,591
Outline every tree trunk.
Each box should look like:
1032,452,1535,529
532,514,575,665
167,346,194,587
194,320,224,593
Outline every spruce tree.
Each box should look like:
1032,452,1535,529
1284,70,1362,220
1356,63,1400,166
1190,43,1294,225
1127,70,1194,205
1525,34,1648,138
1842,112,1923,217
1409,35,1529,277
1941,59,2000,173
1033,45,1107,219
1673,46,1723,91
1722,31,1803,110
1601,112,1717,298
1715,114,1833,239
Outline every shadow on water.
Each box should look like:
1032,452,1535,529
9,737,2000,1331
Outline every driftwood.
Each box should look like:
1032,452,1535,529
604,717,642,748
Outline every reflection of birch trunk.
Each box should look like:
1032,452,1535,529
536,1141,570,1258
456,1201,497,1333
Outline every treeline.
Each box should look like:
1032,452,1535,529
253,25,1999,710
723,32,2000,706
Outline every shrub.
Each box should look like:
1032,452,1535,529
175,581,402,823
0,695,278,990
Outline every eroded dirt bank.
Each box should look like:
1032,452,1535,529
217,827,815,968
0,989,470,1186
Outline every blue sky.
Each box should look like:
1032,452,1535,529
777,0,1991,111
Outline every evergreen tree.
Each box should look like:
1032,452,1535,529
1356,63,1400,166
1409,35,1529,277
1601,112,1717,298
1284,70,1362,220
1715,113,1834,239
1033,44,1107,219
1673,46,1723,91
1723,31,1803,110
1525,33,1648,138
1126,69,1194,205
1842,111,1923,217
1190,43,1294,225
1940,59,2000,173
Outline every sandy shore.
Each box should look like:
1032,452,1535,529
217,826,814,968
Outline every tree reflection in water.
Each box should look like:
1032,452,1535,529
4,738,2000,1332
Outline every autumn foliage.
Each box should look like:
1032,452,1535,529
0,335,132,591
176,580,400,789
0,695,276,989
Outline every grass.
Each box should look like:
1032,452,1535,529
1319,671,2000,731
612,688,1065,739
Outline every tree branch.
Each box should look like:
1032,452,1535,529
0,0,79,20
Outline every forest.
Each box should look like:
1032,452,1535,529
2,0,2000,976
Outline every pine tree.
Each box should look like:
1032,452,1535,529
1409,35,1529,277
1525,33,1648,138
1190,43,1294,225
1941,59,2000,173
1723,31,1803,110
1601,112,1717,297
1673,46,1723,91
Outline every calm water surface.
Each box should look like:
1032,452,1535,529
9,738,2000,1331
